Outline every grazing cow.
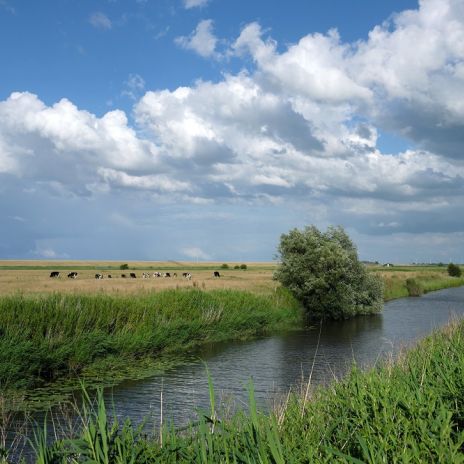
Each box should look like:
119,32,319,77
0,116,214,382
153,272,161,278
173,273,178,278
50,271,60,278
108,275,112,278
142,272,150,279
67,272,78,279
130,273,137,278
213,271,221,278
183,272,192,280
121,274,127,278
95,273,103,279
164,272,171,278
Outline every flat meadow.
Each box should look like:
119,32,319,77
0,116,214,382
0,260,277,296
0,260,462,300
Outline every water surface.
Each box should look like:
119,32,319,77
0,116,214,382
107,286,464,427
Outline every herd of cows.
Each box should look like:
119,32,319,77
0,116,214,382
49,271,222,280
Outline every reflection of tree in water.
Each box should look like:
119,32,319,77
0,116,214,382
277,314,385,389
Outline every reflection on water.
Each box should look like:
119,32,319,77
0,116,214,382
108,286,464,427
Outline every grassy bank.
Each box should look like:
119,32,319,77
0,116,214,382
0,288,302,395
382,270,464,300
14,318,464,462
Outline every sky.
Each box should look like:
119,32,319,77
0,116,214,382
1,0,464,263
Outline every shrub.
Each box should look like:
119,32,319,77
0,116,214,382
447,263,462,277
274,225,383,320
240,264,247,270
119,263,129,270
221,263,229,269
234,265,240,269
405,278,423,296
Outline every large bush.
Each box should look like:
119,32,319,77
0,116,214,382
274,225,383,319
447,262,462,277
405,278,423,297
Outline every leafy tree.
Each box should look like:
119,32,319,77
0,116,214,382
447,262,462,277
274,225,383,320
240,264,247,270
221,263,229,269
119,263,129,270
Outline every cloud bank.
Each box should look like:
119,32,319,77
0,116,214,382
1,0,464,260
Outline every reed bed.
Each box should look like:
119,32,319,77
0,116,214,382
0,288,302,394
10,318,464,463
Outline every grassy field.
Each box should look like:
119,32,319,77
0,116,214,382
0,260,463,299
0,261,277,296
13,318,464,463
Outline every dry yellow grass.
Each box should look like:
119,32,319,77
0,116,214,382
1,261,455,298
0,261,279,296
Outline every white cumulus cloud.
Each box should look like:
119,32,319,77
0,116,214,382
175,19,218,58
1,0,464,256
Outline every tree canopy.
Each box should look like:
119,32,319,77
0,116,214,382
448,263,462,277
274,225,383,320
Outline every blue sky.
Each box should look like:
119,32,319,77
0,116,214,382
1,0,464,262
0,0,417,116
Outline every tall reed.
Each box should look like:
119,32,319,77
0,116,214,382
0,288,302,393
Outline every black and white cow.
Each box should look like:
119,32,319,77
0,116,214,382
121,274,127,278
183,272,192,280
142,272,150,279
163,272,171,278
67,272,78,279
95,273,103,279
153,272,161,278
130,273,137,278
213,271,221,278
107,275,112,278
50,271,60,278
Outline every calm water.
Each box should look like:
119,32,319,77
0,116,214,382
107,286,464,427
7,286,464,462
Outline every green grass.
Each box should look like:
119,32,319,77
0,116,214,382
382,273,464,300
13,318,464,463
0,288,302,395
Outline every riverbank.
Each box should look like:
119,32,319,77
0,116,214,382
15,315,464,462
1,267,463,404
382,271,464,300
0,288,302,402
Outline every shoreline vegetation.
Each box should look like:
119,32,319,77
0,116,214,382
0,263,463,405
0,288,302,404
8,316,464,462
383,270,464,300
